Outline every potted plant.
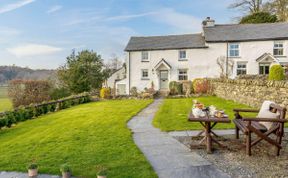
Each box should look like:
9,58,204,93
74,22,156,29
96,165,107,178
27,162,38,177
60,164,72,178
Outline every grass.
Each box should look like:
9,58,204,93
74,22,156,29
0,98,12,112
0,99,157,178
0,86,12,112
153,96,258,131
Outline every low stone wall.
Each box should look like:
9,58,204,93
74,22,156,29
209,79,288,108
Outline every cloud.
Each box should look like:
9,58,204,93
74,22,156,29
64,11,157,26
152,8,202,33
0,27,21,36
0,0,36,14
7,44,63,58
46,5,62,14
105,11,157,21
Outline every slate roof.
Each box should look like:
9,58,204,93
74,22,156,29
204,22,288,42
125,34,207,51
125,22,288,51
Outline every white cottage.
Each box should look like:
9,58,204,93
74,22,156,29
118,17,288,95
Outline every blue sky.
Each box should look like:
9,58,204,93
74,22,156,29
0,0,240,69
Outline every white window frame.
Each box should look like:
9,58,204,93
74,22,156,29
178,69,188,81
228,43,240,57
141,51,149,61
273,41,284,56
259,63,270,75
236,62,247,76
179,50,187,60
141,69,149,80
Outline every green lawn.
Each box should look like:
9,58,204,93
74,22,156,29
0,98,12,112
0,86,12,112
0,100,157,178
153,96,258,131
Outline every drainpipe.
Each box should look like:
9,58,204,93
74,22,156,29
128,52,131,95
226,42,229,78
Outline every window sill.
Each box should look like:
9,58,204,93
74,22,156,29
141,78,150,80
141,60,149,62
178,59,188,61
228,56,241,58
274,55,287,58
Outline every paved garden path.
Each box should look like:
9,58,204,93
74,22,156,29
128,99,230,178
0,171,62,178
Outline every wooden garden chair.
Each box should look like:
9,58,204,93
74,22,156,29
233,101,287,156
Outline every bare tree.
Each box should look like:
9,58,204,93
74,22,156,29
217,56,235,78
229,0,263,13
105,53,123,72
264,0,288,21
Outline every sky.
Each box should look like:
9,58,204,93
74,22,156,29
0,0,240,69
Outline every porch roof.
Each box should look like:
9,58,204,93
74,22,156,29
154,59,172,70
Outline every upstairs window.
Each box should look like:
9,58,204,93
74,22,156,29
236,62,247,75
141,69,149,79
179,50,187,60
229,43,240,57
141,51,149,61
178,69,188,81
273,41,284,56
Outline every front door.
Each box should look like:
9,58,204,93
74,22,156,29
160,70,169,89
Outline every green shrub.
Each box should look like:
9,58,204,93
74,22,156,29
269,64,285,81
50,87,71,100
0,117,8,129
100,88,111,99
192,78,210,94
27,163,38,170
130,87,138,97
5,111,16,127
0,93,91,130
60,164,71,173
169,81,182,95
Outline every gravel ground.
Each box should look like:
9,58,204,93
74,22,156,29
174,134,288,178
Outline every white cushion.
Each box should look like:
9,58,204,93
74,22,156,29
257,101,279,129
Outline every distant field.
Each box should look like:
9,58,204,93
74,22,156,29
0,86,12,111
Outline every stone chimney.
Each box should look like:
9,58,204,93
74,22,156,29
202,17,215,27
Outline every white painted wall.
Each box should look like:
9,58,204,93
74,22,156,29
124,40,288,94
106,67,126,88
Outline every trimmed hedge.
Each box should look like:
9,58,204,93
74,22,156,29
269,64,285,81
0,93,91,129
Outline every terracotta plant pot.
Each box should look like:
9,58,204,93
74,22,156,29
97,176,107,178
28,169,38,177
62,171,71,178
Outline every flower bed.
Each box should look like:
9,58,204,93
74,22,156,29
0,93,91,129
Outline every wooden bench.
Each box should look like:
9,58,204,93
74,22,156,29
233,104,287,156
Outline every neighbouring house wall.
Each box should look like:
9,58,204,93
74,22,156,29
106,67,126,88
210,79,288,108
222,40,288,78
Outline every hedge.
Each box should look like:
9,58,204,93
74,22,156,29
0,93,91,129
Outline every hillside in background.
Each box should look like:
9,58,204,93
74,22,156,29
0,65,56,84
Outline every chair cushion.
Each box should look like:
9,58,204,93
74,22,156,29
257,101,279,129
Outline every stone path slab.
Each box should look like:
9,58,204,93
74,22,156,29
128,99,230,178
0,171,61,178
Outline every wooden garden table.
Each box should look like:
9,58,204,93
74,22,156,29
188,112,231,153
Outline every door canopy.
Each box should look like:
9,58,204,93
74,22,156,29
154,58,172,70
256,53,279,63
